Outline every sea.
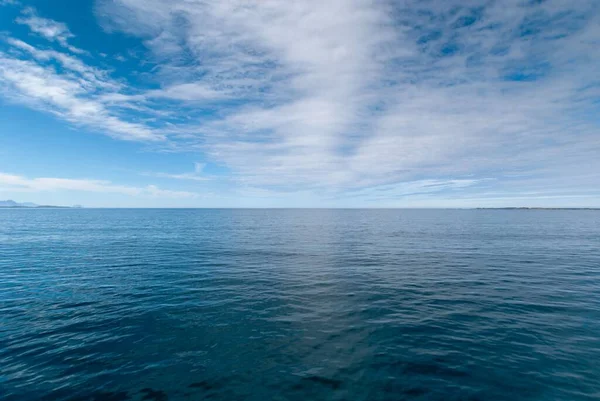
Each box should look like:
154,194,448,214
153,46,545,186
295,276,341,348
1,209,599,401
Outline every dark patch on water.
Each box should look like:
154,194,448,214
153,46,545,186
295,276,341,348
139,388,167,401
303,375,343,389
403,387,430,398
290,375,343,392
403,361,470,378
61,391,130,401
92,392,130,401
189,380,215,391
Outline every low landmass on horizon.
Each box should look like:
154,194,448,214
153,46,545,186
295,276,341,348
0,200,82,209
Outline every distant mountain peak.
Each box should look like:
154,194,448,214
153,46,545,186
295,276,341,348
0,200,23,207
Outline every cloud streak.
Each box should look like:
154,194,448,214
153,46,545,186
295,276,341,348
0,172,198,198
16,7,86,54
145,163,211,182
0,35,163,141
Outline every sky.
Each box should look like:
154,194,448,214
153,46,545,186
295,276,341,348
0,0,599,208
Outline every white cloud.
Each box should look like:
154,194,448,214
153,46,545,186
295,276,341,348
0,172,198,198
16,7,85,54
145,162,210,181
143,185,198,198
146,83,228,102
342,179,487,201
0,38,162,141
5,38,119,90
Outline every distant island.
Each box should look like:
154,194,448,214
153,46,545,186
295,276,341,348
0,200,82,208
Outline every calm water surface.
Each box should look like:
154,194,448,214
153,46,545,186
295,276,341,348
1,209,599,400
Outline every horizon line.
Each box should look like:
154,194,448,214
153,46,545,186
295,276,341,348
2,207,600,210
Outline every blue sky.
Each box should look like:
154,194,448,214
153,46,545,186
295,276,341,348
0,0,599,207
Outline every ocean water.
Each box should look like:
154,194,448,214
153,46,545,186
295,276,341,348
1,209,599,401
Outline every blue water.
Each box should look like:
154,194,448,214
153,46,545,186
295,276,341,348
1,209,599,401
